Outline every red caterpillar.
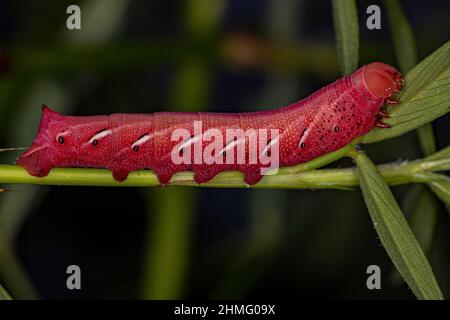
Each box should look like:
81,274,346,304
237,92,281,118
17,62,403,185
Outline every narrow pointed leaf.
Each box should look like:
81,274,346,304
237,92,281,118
417,124,437,156
385,1,438,265
385,0,436,156
404,187,438,254
353,151,443,300
385,0,418,73
426,174,450,207
332,0,359,75
390,186,439,286
424,146,450,161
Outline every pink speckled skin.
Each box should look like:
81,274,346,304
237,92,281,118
17,62,403,185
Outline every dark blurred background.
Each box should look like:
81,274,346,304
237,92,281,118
0,0,449,299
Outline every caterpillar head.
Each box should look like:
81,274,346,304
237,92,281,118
17,105,73,177
352,62,404,100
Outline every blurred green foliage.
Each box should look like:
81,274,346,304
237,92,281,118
0,0,448,300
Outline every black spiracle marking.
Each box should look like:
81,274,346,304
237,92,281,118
58,136,64,144
264,138,272,156
89,128,107,146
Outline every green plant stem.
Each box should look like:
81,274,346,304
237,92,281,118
0,155,447,189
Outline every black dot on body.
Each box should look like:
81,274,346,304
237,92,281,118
58,136,64,144
92,139,98,146
133,146,139,152
334,126,340,132
300,142,306,148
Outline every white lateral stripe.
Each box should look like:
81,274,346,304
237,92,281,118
55,131,69,141
298,128,309,147
179,135,201,150
298,90,347,148
88,130,112,143
131,134,152,148
262,136,279,154
219,137,245,154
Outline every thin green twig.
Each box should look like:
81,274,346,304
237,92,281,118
0,153,447,189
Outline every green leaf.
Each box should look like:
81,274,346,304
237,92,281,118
418,156,450,173
385,0,437,156
0,283,12,300
385,1,439,280
353,151,443,300
404,186,438,254
384,0,418,73
424,145,450,161
363,41,450,143
426,174,450,207
417,124,437,156
390,185,439,286
332,0,359,75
